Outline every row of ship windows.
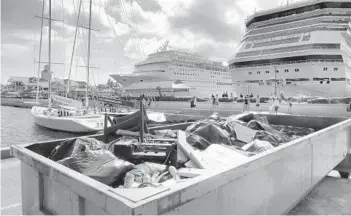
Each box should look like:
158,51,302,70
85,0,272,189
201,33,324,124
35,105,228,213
191,85,231,89
176,68,227,72
174,72,199,76
174,72,231,78
179,68,203,72
246,25,347,42
177,69,229,75
238,43,340,58
211,71,230,76
210,76,231,79
247,17,350,36
248,8,351,31
139,61,168,66
248,67,339,75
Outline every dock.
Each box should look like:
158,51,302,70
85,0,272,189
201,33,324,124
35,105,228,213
1,99,351,118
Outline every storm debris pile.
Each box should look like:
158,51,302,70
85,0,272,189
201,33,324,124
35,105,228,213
48,112,316,189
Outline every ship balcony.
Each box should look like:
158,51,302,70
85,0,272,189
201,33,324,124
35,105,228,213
229,59,344,70
230,49,343,64
247,8,351,31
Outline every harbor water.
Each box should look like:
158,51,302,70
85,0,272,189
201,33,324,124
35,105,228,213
2,102,350,148
1,106,80,148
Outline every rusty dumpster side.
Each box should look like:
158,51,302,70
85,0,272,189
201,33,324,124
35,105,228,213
11,114,351,215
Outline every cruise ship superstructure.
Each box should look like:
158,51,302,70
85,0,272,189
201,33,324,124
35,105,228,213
110,45,236,98
229,0,351,97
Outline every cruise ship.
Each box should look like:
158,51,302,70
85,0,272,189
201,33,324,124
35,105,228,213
110,42,236,98
229,0,351,97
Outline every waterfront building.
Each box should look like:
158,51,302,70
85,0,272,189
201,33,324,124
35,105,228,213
6,76,49,92
228,0,351,97
6,65,88,97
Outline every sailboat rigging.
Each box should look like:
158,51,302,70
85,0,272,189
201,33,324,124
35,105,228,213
31,0,107,133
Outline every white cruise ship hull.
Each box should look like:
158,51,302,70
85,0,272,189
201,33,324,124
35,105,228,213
111,50,237,98
31,106,106,133
229,1,351,98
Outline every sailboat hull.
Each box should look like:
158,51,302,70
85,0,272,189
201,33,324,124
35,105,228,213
31,106,106,133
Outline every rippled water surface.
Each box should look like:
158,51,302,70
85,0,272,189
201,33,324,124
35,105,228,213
1,106,79,147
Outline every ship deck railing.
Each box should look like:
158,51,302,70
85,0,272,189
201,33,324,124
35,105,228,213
230,59,344,69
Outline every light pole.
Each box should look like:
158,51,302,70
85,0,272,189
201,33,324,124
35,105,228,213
274,65,277,96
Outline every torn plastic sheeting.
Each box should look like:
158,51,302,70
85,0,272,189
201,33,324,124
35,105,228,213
253,130,281,147
186,123,232,150
57,149,135,186
123,162,168,188
227,116,248,127
49,137,105,162
241,139,274,154
246,120,291,143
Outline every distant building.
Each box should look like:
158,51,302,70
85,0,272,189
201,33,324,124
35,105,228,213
6,65,88,97
7,76,49,92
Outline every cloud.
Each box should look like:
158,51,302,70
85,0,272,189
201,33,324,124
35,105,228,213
168,0,246,43
1,0,282,84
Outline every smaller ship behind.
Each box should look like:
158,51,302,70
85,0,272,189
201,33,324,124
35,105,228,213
110,41,236,98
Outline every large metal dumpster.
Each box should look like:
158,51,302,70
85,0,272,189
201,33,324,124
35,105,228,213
11,114,351,215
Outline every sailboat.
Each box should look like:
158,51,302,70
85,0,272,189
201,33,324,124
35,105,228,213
31,0,107,133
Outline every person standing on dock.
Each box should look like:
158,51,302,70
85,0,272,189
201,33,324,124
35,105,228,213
215,94,219,108
190,96,197,108
273,96,280,115
255,94,260,111
288,98,292,114
243,96,249,113
268,94,273,114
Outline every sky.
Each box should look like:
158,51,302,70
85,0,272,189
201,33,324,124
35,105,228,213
1,0,302,85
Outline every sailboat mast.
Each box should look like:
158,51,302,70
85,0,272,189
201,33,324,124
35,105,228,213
36,0,45,104
86,0,93,107
48,0,52,108
67,0,82,97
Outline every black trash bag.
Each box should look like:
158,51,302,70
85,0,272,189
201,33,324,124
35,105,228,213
244,140,274,154
58,149,135,186
247,120,291,143
254,131,281,147
49,137,105,162
187,123,232,150
123,162,167,187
